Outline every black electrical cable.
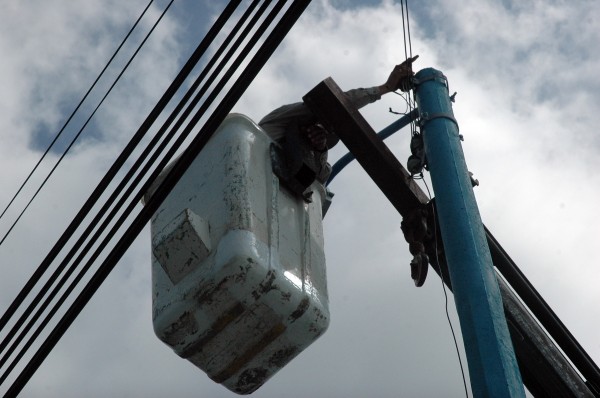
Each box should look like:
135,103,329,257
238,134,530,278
400,1,467,394
0,0,175,339
0,0,275,384
423,187,470,398
0,0,253,380
402,1,466,392
0,0,241,337
0,0,180,367
0,0,267,375
4,2,310,395
400,0,417,137
0,0,260,367
404,0,413,60
0,0,155,226
486,227,600,394
400,0,409,62
0,0,175,249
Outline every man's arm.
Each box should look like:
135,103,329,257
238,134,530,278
258,57,419,185
259,55,419,139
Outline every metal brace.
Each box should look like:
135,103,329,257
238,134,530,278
407,133,427,175
419,111,460,132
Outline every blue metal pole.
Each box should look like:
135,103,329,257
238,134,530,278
414,68,525,398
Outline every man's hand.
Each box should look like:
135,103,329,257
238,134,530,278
380,55,419,94
305,124,328,152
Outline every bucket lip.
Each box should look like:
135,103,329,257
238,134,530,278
142,113,264,205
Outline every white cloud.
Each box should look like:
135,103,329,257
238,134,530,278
0,1,598,397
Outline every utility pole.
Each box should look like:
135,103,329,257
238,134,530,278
304,75,595,397
414,68,525,397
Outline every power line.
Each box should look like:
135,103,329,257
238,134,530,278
0,0,183,368
0,0,234,339
7,0,310,396
400,0,409,61
400,0,417,137
424,191,470,398
0,0,174,249
3,2,310,395
0,0,155,239
400,1,467,394
0,0,179,339
0,0,261,375
404,0,413,58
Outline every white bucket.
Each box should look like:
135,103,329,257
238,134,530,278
148,114,330,394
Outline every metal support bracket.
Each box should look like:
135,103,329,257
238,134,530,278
400,207,431,287
419,111,460,132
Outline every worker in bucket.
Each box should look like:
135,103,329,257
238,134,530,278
259,56,418,186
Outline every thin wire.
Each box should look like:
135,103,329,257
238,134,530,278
0,0,280,382
0,0,175,249
0,0,154,226
400,0,409,61
403,3,465,390
3,2,308,395
402,2,466,394
422,177,470,398
0,0,240,339
400,0,417,137
390,91,410,115
405,0,413,59
0,0,260,366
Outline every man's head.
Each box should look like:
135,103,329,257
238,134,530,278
302,123,338,152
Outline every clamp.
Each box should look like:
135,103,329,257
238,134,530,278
401,207,431,287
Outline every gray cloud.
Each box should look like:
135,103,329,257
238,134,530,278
0,1,598,397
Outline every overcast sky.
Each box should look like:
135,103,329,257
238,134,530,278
0,1,599,397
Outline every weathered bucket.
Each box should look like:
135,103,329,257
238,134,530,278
148,114,329,394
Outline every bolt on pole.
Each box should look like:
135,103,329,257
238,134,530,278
414,68,525,398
